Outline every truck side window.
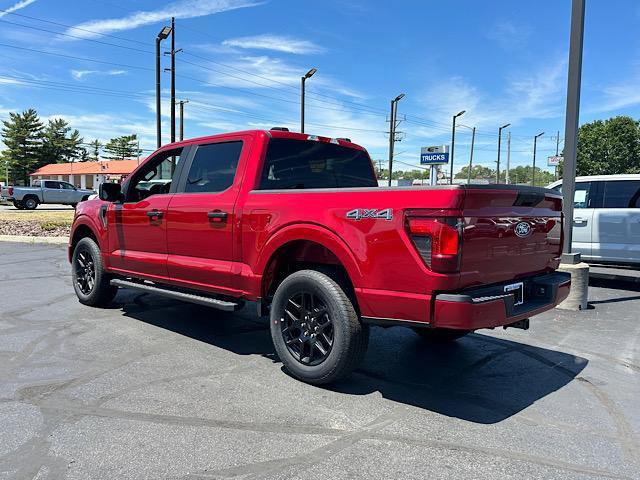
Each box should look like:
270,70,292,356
46,181,61,189
126,148,183,202
573,182,591,208
183,141,242,193
259,139,377,190
603,180,640,208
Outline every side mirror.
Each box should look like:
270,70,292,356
99,182,123,202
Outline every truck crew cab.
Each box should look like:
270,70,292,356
69,129,570,384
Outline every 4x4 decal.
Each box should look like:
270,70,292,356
346,208,393,221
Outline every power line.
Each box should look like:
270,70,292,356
0,8,149,46
0,42,153,71
0,18,152,54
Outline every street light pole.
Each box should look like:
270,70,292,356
505,131,511,184
387,93,405,186
449,110,465,184
496,123,510,183
155,25,172,149
170,17,176,143
532,131,545,186
300,68,317,133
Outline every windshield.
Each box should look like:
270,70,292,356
259,139,377,190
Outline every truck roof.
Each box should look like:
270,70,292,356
164,129,367,152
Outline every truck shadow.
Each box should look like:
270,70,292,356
119,292,587,425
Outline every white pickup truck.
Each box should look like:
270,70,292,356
3,180,95,209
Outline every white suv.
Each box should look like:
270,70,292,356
548,174,640,266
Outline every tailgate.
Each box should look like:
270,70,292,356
459,185,563,289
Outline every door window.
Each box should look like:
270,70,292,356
183,141,242,193
61,182,75,190
126,148,183,202
45,181,61,189
602,180,640,208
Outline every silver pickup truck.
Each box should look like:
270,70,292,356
3,180,95,209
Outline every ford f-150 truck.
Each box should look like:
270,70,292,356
5,180,94,209
69,129,570,384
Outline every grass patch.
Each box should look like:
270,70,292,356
40,221,70,231
0,210,74,225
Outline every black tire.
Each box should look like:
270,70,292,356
413,327,470,343
270,269,369,385
12,200,24,210
71,237,118,307
23,196,38,210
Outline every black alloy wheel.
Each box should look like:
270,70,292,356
281,291,334,366
74,246,96,295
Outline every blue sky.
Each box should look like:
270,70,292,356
0,0,638,174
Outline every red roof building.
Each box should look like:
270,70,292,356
30,159,142,189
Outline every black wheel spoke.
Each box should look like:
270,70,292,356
280,290,333,367
74,248,96,295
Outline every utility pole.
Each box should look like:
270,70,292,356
496,123,510,183
387,93,405,186
170,17,176,143
179,100,189,141
300,68,317,133
506,131,512,183
467,126,476,185
155,25,172,149
532,132,545,186
450,110,465,184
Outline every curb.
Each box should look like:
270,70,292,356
0,235,68,245
590,270,640,285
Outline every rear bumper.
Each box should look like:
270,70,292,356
432,271,570,330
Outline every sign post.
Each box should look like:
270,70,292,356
548,155,563,182
421,146,449,186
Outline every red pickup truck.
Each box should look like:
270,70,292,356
70,129,570,384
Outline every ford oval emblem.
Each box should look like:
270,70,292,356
514,221,532,238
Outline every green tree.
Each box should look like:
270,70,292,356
507,165,555,186
575,116,640,176
455,164,495,180
0,109,43,184
40,118,84,165
103,134,141,160
88,139,102,161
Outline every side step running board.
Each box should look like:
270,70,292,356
110,278,240,311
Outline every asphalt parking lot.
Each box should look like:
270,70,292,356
1,242,639,479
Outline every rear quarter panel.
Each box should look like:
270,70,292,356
240,187,466,296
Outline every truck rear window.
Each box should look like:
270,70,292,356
258,139,377,190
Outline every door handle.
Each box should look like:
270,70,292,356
208,210,228,222
146,210,163,220
573,217,587,225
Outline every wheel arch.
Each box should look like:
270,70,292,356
69,217,103,262
258,224,363,310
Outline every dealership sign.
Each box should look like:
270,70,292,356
548,155,563,166
421,145,449,165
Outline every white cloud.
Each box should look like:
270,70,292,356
222,34,325,54
65,0,263,38
0,0,37,19
486,20,532,51
417,58,567,130
71,69,127,80
191,54,365,99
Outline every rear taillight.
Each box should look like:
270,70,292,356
406,216,462,273
8,187,13,196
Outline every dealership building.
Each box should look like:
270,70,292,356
29,160,141,189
